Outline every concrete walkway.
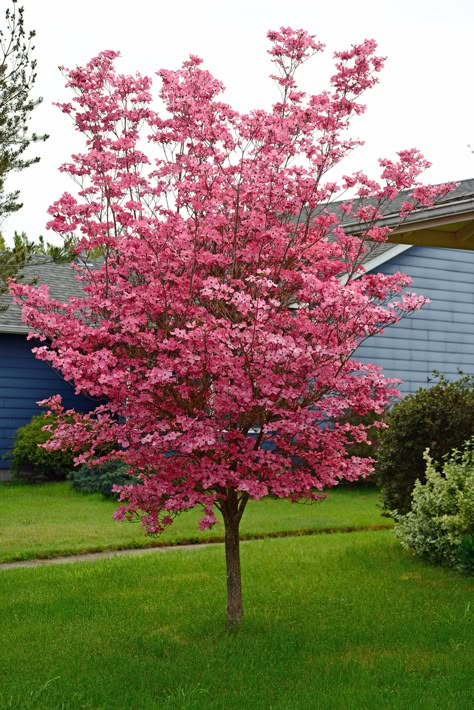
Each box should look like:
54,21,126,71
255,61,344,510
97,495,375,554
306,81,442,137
0,524,392,571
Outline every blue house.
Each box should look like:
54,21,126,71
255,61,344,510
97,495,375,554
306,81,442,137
0,257,98,475
1,179,474,469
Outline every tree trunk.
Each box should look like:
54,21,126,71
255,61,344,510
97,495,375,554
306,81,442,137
221,491,247,628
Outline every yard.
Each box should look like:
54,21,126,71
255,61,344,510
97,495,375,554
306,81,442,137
0,530,472,709
0,483,472,709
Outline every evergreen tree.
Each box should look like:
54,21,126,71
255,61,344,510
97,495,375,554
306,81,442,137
0,0,48,218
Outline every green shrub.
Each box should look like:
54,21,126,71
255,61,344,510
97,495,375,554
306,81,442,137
376,374,474,514
9,413,76,483
394,440,474,574
68,460,139,500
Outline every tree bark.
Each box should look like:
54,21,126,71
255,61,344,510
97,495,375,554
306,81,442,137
221,490,247,628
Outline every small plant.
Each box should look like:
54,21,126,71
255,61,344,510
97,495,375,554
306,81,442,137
68,460,139,500
9,413,75,482
394,439,474,574
376,373,474,514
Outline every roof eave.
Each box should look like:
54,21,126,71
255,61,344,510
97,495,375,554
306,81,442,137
343,199,474,235
0,324,31,334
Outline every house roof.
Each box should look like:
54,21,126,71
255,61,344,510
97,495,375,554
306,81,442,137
320,177,474,269
339,178,474,250
0,256,86,334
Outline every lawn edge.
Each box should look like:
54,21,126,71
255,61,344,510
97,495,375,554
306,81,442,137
0,523,393,568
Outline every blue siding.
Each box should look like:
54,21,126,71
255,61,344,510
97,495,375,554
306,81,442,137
355,246,474,395
0,334,98,466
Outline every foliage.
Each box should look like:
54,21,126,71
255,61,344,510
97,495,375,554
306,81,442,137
12,230,78,262
456,533,474,575
0,2,52,304
9,412,75,482
0,0,48,219
11,28,451,624
0,230,31,305
68,460,138,499
376,373,474,514
394,439,474,573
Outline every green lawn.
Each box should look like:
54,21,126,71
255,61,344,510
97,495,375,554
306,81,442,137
0,531,472,709
0,482,390,563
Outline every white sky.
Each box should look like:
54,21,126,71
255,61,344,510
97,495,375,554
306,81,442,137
3,0,474,243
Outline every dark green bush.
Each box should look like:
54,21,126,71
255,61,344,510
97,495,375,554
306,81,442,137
68,460,139,500
376,374,474,514
9,413,76,483
457,534,474,576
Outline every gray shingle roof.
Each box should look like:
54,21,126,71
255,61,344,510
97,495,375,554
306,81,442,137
0,256,86,333
329,178,474,233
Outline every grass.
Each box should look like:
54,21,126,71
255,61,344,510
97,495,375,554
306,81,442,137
0,530,472,709
0,482,390,563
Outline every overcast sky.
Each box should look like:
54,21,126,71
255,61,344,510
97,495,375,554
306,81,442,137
3,0,474,243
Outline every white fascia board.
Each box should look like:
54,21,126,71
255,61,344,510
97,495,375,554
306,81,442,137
338,244,413,285
361,244,413,275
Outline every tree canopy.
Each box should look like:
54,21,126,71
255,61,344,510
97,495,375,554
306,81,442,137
11,28,452,625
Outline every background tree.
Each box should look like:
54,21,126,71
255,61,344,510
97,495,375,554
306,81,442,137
0,1,49,304
12,29,451,627
9,230,77,261
0,231,24,277
0,0,48,219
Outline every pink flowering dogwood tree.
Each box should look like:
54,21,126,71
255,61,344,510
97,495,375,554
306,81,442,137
11,28,451,626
